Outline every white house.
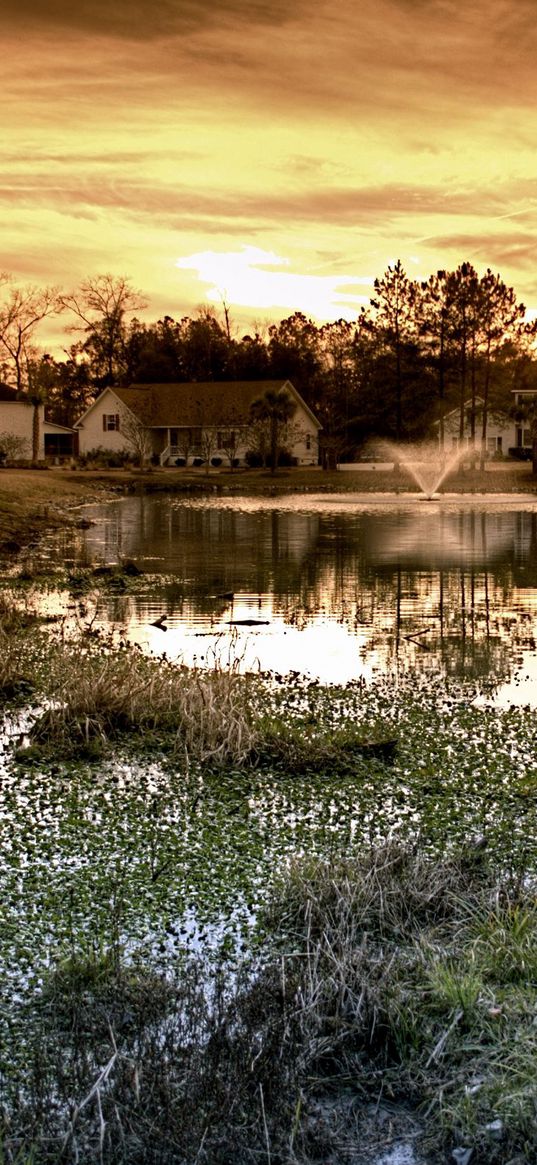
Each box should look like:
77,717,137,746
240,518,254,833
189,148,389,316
0,384,75,462
75,380,321,466
435,398,521,458
511,389,537,457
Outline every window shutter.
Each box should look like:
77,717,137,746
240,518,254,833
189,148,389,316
116,414,120,431
102,415,106,431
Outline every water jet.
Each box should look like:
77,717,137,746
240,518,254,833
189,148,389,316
382,441,466,499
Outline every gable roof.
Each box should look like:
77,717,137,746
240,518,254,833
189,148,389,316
76,381,321,429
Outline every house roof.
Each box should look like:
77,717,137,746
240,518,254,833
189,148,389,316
43,421,76,434
76,381,321,429
0,384,19,402
432,397,485,425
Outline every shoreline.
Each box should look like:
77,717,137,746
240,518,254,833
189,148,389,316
1,463,536,557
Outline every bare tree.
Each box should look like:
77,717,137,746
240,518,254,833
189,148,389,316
119,408,153,467
175,429,197,465
199,428,218,472
0,281,60,393
219,424,244,468
61,275,147,386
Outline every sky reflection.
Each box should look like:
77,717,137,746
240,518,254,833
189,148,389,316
28,493,537,701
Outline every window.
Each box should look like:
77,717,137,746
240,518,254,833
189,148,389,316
103,413,120,432
305,434,311,450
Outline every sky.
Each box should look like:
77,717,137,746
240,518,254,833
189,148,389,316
3,0,537,349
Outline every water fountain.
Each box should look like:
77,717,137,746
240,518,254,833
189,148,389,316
382,441,466,500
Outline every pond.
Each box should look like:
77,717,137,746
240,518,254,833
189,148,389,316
33,490,537,702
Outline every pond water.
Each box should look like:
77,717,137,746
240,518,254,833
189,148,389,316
34,491,537,702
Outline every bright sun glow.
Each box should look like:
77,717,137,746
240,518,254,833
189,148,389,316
176,246,373,322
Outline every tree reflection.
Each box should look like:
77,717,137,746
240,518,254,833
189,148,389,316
53,497,537,688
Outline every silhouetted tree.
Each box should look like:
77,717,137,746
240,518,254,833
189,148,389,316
370,261,420,442
0,281,60,393
476,270,526,468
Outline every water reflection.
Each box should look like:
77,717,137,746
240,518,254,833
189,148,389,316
32,494,537,697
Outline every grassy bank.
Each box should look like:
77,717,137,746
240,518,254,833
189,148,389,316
0,461,535,556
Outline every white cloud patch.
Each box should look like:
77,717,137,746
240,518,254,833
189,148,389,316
176,246,372,321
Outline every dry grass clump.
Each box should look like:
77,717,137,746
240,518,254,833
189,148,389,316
263,843,537,1162
28,647,259,764
267,840,489,943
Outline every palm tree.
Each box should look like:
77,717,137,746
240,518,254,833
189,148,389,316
26,354,56,464
250,387,297,474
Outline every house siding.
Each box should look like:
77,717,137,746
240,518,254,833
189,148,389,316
437,402,518,457
76,389,139,456
0,401,45,459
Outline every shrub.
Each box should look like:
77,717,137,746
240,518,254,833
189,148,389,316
245,449,263,467
84,446,132,468
174,456,186,466
0,431,30,464
508,447,532,461
211,456,222,467
277,448,298,467
192,457,204,467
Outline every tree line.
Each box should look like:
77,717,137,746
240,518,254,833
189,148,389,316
0,262,535,458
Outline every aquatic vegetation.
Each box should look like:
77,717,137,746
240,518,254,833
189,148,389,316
0,593,37,699
3,526,537,1159
254,712,397,772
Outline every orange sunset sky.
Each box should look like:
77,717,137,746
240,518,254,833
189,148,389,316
3,0,537,346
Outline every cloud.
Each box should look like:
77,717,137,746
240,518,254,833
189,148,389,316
0,0,297,38
421,232,537,276
1,170,533,242
176,246,372,320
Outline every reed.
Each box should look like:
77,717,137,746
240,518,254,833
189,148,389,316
29,646,259,764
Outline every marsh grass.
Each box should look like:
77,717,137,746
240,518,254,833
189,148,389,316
6,845,537,1164
23,641,397,770
262,843,537,1162
27,646,260,764
253,714,397,772
0,593,36,699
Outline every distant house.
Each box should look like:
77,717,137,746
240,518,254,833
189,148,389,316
0,384,75,462
434,398,518,458
511,389,537,458
74,380,321,466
